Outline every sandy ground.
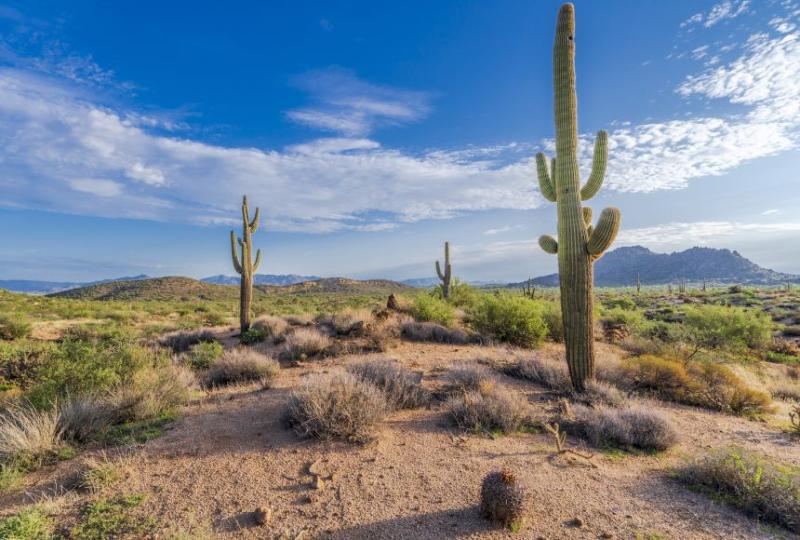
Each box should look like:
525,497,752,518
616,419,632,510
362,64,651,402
3,340,798,539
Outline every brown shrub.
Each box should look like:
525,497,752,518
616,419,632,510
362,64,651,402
282,328,332,360
445,385,529,435
347,357,429,410
252,315,290,343
0,404,63,460
444,362,497,394
401,321,477,345
158,329,216,353
204,349,279,387
284,370,388,442
571,403,678,451
108,364,196,422
503,355,571,392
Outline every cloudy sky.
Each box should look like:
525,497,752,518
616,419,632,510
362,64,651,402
0,0,799,282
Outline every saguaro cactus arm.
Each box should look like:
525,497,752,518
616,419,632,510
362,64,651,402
539,234,558,254
587,207,621,256
253,249,263,272
230,231,243,274
435,260,445,280
580,131,608,200
536,153,557,202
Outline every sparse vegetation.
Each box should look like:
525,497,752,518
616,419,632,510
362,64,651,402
158,329,216,353
444,362,496,394
571,403,678,451
204,348,279,387
282,327,332,360
347,357,428,409
70,493,156,539
400,321,475,344
410,294,455,327
0,508,53,539
470,294,547,348
445,384,529,435
0,403,63,461
677,448,800,533
285,370,388,442
186,340,223,370
0,313,32,341
503,355,570,391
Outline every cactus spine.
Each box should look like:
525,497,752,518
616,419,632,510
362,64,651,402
230,196,262,333
436,241,452,300
536,4,621,392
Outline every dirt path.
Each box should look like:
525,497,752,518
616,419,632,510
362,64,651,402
104,342,798,539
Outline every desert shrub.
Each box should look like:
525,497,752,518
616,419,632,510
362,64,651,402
158,329,216,353
771,382,800,402
0,403,63,460
602,296,636,310
400,321,474,344
784,325,800,337
677,448,800,533
204,349,279,387
445,385,529,435
59,396,113,443
470,294,547,348
77,455,120,493
446,280,481,311
330,308,374,335
600,307,644,331
609,355,772,416
240,327,267,345
0,508,53,540
252,315,290,342
284,314,314,326
480,470,529,531
683,305,773,352
444,362,496,394
0,314,32,341
107,364,196,423
540,302,563,342
582,380,627,407
0,341,54,389
186,341,223,370
571,404,678,451
410,295,455,327
503,355,570,391
282,327,332,360
285,371,388,442
347,358,428,409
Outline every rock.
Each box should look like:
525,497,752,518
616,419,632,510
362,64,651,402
600,533,614,539
567,517,584,528
254,506,271,526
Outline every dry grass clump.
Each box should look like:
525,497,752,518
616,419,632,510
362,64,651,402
285,370,388,442
252,315,290,343
282,327,332,360
571,403,678,451
401,321,476,345
158,329,216,353
480,469,529,532
108,364,196,422
503,355,571,392
444,362,497,394
76,454,120,493
606,355,773,416
771,381,800,402
285,314,314,327
581,380,627,407
204,349,279,388
330,308,374,336
677,448,800,533
0,404,63,460
445,384,529,435
347,358,428,410
58,396,112,443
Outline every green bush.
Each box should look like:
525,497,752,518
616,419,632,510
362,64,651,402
187,341,223,370
240,327,267,345
0,314,32,341
683,305,773,352
470,294,547,348
600,307,644,331
444,279,480,310
602,296,636,310
541,302,563,342
0,508,53,539
410,295,455,327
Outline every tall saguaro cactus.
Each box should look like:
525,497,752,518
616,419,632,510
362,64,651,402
230,196,262,333
435,241,452,300
536,4,621,392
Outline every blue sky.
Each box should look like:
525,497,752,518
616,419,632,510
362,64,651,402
1,0,799,282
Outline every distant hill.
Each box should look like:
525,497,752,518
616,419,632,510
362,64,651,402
0,275,149,295
512,246,800,288
259,278,411,295
401,277,505,288
202,274,321,286
48,276,410,301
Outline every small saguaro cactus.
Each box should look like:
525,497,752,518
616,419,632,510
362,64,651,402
523,278,536,299
636,273,641,295
435,241,453,300
230,195,262,334
536,3,621,392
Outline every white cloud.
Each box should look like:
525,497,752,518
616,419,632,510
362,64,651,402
762,208,781,215
68,178,123,197
285,67,431,136
483,225,522,236
617,221,800,247
682,0,751,28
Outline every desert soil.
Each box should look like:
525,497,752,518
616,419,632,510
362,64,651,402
3,339,798,539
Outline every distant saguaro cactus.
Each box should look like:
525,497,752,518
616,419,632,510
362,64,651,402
436,241,452,300
636,273,641,295
536,4,621,392
523,278,536,299
230,196,262,333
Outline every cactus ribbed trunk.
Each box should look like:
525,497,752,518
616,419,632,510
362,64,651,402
536,4,621,392
230,196,262,334
436,241,452,300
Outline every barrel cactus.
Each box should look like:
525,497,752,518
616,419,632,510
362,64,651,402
536,3,621,391
480,469,529,531
230,195,262,333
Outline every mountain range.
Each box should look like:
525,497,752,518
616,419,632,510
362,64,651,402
2,246,797,295
512,246,800,288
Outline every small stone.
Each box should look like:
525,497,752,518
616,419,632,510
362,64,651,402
568,517,584,528
600,533,613,539
253,506,271,526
